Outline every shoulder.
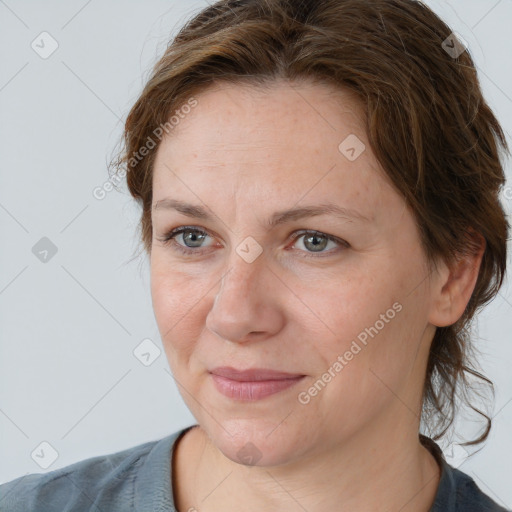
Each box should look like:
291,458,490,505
448,465,510,512
0,429,186,512
420,435,510,512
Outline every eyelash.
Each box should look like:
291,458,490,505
158,225,349,258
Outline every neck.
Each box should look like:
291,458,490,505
173,408,441,512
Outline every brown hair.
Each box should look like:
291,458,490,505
110,0,510,447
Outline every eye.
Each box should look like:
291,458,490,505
289,230,349,257
157,226,349,257
158,226,215,255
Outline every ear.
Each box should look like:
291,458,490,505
428,232,486,328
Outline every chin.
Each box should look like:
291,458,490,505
202,416,307,468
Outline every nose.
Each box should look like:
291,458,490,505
205,251,285,344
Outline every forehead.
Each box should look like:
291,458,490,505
160,79,367,156
152,79,396,222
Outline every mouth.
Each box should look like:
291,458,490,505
209,367,306,401
209,366,305,381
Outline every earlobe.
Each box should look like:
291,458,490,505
428,233,485,328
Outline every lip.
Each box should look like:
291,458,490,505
209,366,304,382
209,367,305,401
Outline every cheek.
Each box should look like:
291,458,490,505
150,259,207,358
308,264,402,353
304,257,429,389
299,297,427,441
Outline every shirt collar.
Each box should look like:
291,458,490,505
134,425,195,512
420,434,457,511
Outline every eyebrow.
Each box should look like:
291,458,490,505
152,198,371,226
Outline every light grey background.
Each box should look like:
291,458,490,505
0,0,511,507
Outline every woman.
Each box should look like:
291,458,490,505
1,0,510,510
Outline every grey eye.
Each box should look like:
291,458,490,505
302,233,329,252
181,229,208,248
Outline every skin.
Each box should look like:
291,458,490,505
149,79,484,512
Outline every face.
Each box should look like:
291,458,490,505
150,79,438,467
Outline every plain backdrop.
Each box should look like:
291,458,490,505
1,0,511,507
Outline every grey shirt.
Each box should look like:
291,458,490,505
0,425,509,511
